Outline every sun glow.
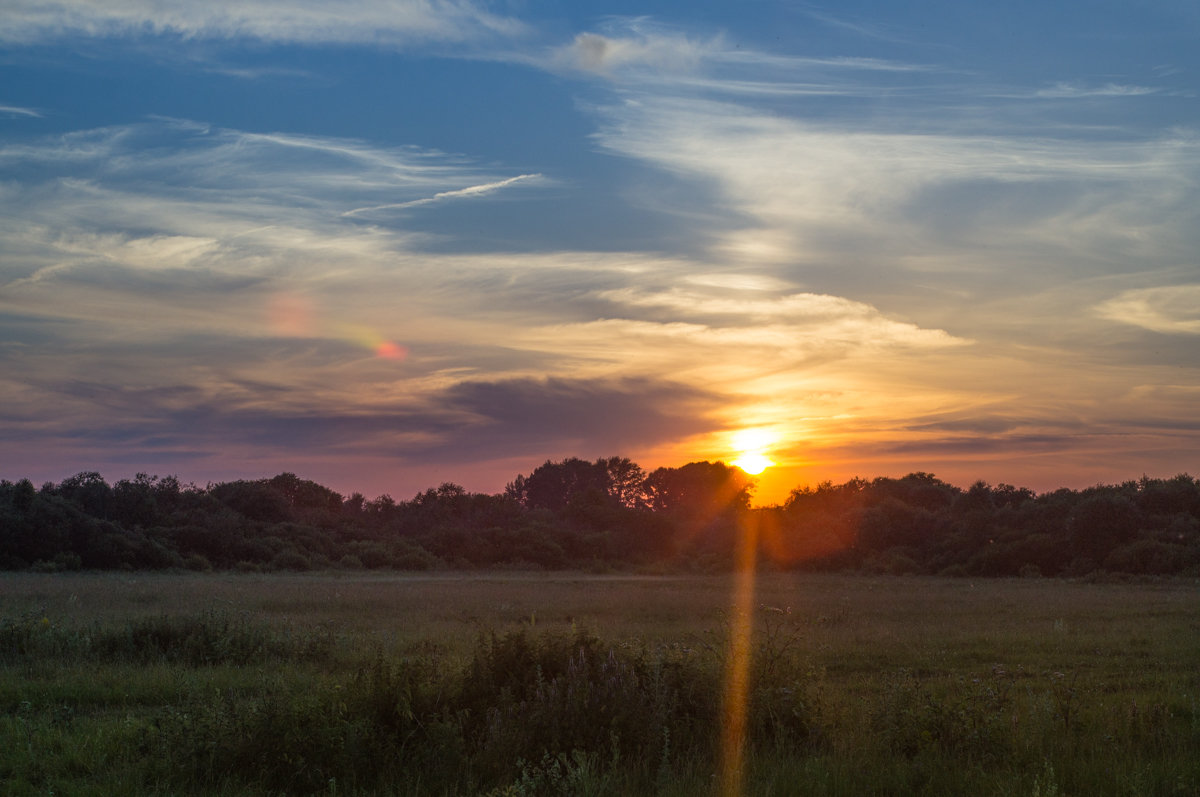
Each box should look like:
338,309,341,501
731,452,773,475
730,428,777,475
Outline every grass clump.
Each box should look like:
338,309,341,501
1,611,831,795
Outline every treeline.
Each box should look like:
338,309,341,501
2,459,1199,577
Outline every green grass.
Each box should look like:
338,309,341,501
1,572,1198,795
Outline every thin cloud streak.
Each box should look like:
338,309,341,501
547,19,939,88
1033,82,1161,99
0,103,42,117
343,174,544,217
0,0,527,45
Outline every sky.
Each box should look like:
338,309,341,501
2,1,1198,505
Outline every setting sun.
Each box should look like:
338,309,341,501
729,428,777,475
732,452,774,475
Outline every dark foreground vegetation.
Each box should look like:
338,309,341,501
3,458,1200,576
2,573,1197,795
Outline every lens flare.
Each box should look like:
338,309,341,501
265,294,407,362
720,511,762,797
266,292,315,336
374,340,407,360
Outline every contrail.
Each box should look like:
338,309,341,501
342,173,542,217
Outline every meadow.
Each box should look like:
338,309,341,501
2,571,1198,795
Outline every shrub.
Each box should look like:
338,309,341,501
270,549,311,571
184,553,212,572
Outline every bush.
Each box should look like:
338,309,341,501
270,549,311,571
184,553,212,572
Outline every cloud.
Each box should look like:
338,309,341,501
548,16,935,93
343,174,544,217
1,370,723,471
0,0,526,46
0,120,548,290
880,434,1083,456
1033,82,1160,99
797,7,916,45
591,286,969,358
1096,285,1200,335
438,376,725,458
4,7,1199,499
1,118,994,497
558,30,709,75
590,94,1200,287
0,103,42,117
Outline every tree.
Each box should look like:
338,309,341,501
1069,493,1141,562
209,480,293,524
505,458,613,513
598,456,648,509
12,478,36,513
57,471,112,518
644,461,751,517
644,461,752,556
111,473,161,528
268,472,343,513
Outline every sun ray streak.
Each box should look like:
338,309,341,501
720,511,761,796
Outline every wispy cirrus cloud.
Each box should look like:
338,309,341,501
0,103,43,117
549,16,936,90
590,94,1200,278
0,0,526,46
0,120,545,283
1031,81,1163,99
555,29,711,76
1096,285,1200,335
796,6,917,45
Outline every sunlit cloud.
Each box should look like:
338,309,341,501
598,286,966,341
548,14,935,82
552,17,714,76
1097,285,1200,335
589,94,1200,294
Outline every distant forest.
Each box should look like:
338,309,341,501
3,458,1199,577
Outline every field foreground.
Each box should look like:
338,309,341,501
2,572,1198,795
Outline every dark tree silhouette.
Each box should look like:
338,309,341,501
3,465,1199,576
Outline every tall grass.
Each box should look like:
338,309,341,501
1,573,1197,795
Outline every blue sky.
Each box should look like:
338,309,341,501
2,1,1198,502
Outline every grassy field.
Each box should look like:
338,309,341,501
2,571,1198,795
